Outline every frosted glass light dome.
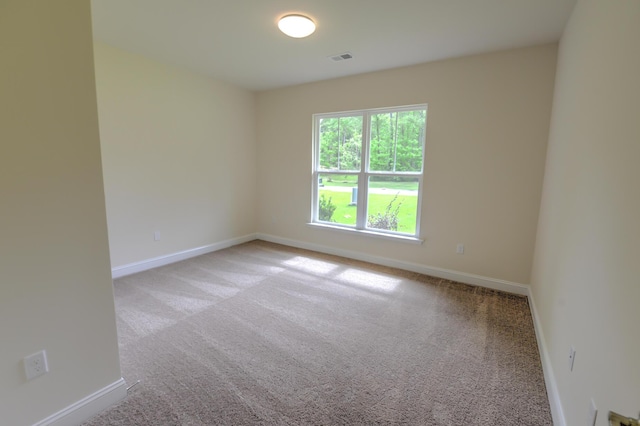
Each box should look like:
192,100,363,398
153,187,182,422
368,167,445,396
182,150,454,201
278,14,316,38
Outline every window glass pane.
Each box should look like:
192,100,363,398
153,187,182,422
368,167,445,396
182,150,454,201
318,116,362,171
369,109,426,172
318,173,358,226
366,176,419,234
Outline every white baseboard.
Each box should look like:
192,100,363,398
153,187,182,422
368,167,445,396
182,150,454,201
527,289,566,426
256,233,529,296
111,234,258,279
33,378,127,426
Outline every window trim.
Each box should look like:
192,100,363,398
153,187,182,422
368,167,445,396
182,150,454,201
311,104,427,239
306,221,425,244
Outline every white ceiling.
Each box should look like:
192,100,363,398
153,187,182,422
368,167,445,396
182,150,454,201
91,0,576,91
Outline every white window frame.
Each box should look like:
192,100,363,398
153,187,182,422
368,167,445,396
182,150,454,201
311,104,427,241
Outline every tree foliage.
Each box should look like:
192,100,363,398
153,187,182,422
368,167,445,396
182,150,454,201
318,116,362,171
369,110,425,173
367,194,402,231
318,110,426,174
318,194,337,222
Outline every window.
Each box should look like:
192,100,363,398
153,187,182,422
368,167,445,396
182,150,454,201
312,105,427,238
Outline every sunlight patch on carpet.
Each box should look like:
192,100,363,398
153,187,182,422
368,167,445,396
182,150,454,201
336,268,401,293
282,256,341,275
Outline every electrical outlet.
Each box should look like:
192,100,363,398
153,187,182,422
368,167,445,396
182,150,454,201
24,350,49,380
569,346,576,371
588,398,597,426
456,243,464,254
154,231,161,241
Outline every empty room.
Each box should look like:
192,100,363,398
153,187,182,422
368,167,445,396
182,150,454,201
1,1,638,425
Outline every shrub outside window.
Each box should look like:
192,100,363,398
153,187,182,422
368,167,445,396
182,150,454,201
312,105,427,238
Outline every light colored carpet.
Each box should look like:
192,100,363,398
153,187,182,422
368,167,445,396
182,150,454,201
84,240,551,425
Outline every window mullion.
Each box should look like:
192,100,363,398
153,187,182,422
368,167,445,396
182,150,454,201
311,116,320,222
356,113,370,229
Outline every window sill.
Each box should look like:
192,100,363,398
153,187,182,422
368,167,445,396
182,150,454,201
306,222,424,245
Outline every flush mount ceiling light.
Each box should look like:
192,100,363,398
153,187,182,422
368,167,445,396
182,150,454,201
278,14,316,38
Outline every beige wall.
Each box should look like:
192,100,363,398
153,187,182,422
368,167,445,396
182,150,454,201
530,1,640,424
256,45,557,284
0,2,122,424
94,43,257,268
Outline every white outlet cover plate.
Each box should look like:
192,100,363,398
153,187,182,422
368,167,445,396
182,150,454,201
24,350,49,380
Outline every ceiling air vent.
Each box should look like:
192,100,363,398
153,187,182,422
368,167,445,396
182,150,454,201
329,52,354,62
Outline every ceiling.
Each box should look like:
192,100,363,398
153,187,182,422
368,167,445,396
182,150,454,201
91,0,577,91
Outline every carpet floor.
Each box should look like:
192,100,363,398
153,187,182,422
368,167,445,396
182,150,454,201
84,240,552,425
